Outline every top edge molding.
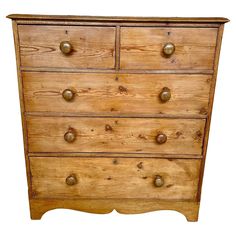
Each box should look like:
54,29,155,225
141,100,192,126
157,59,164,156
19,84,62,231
7,14,230,23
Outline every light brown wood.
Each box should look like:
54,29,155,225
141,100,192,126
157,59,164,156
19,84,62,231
21,67,214,74
197,24,225,200
23,72,211,116
27,117,205,154
18,25,116,69
25,112,207,119
121,27,218,70
29,152,202,159
30,157,201,199
115,26,120,70
12,21,32,196
12,20,224,28
9,14,228,221
29,198,199,221
7,14,229,23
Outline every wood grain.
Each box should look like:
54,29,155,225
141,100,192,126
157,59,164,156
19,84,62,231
8,14,228,221
197,24,225,200
21,67,214,74
29,198,200,221
115,26,120,70
7,14,229,23
30,157,201,199
27,117,205,154
120,27,218,70
29,152,202,159
25,112,207,119
12,21,33,196
23,72,211,116
14,20,223,28
18,25,116,69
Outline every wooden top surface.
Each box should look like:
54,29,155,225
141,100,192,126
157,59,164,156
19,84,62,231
7,14,229,23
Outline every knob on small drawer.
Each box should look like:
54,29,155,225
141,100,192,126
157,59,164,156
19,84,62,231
159,87,171,102
66,174,78,186
156,132,167,144
154,175,164,187
62,89,75,102
64,128,76,143
60,41,73,54
163,42,175,56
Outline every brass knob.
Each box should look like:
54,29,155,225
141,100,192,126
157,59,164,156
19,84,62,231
62,89,75,102
159,87,171,102
154,175,164,187
64,128,76,143
156,132,167,144
66,174,78,186
60,41,73,54
163,43,175,56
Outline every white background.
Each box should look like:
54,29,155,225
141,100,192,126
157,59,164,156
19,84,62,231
0,0,235,235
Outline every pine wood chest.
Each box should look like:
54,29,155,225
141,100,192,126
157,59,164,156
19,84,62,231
8,14,228,221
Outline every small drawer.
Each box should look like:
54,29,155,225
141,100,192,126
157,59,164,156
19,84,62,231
120,27,217,70
27,117,205,155
23,72,211,116
18,25,116,69
30,157,201,199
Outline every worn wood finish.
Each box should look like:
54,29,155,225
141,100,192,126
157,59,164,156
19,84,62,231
29,152,202,159
13,21,224,28
9,14,228,221
25,112,207,119
197,24,225,200
7,14,229,23
30,198,200,221
18,25,116,69
115,26,120,70
30,157,201,199
23,72,211,116
121,27,218,70
12,21,32,196
21,67,214,74
27,117,205,154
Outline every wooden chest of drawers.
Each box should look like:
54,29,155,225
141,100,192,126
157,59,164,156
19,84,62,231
8,14,228,221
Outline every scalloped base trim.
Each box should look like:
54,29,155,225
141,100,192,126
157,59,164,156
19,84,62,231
29,198,199,221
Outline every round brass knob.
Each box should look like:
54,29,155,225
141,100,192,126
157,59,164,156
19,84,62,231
64,128,76,143
156,132,167,144
60,41,73,54
66,174,78,186
163,43,175,56
159,87,171,102
62,89,75,102
154,175,164,187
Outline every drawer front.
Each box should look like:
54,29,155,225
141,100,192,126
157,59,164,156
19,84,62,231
27,117,205,154
18,25,116,69
23,72,211,116
120,27,217,70
30,157,201,199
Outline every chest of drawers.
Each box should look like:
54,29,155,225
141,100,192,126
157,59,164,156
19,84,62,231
8,14,228,221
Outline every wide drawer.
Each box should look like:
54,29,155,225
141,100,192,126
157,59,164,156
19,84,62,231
30,157,201,199
120,27,217,70
27,117,205,154
23,72,211,116
18,25,116,69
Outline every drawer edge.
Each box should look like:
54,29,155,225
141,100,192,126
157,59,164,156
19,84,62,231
28,153,203,159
